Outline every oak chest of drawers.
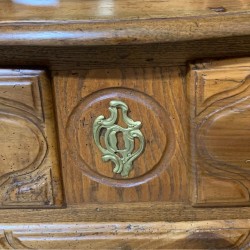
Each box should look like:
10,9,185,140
0,0,250,249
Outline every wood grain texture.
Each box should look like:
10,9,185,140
0,35,250,71
0,69,63,208
0,220,249,249
1,0,250,21
0,14,249,46
0,203,249,223
0,1,250,247
53,67,189,204
0,0,250,47
188,57,250,207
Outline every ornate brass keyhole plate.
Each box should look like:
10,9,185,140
93,100,145,177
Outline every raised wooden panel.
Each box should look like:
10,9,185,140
189,58,250,207
53,67,189,204
0,220,249,249
0,69,63,208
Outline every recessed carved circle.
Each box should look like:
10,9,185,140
67,88,175,187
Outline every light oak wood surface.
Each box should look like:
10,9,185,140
188,58,250,207
0,69,63,208
53,67,189,204
0,220,249,249
0,61,249,248
0,0,249,46
0,203,249,224
0,14,249,46
0,1,250,249
1,0,250,21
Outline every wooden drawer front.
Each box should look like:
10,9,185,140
53,68,189,204
54,61,250,208
189,58,250,207
1,60,248,210
0,70,63,208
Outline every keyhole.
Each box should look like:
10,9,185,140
116,131,125,150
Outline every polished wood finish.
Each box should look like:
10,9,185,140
0,69,63,208
0,1,249,46
1,36,250,71
53,67,188,203
0,14,250,47
188,58,250,207
0,1,250,249
0,220,249,249
1,0,250,21
0,203,249,224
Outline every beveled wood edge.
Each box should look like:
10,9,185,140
1,219,249,231
0,13,250,46
0,203,249,223
0,219,249,249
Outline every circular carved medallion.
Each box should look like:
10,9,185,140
67,88,175,187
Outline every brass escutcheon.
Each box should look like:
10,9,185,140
93,100,145,177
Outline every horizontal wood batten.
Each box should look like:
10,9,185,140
0,204,249,223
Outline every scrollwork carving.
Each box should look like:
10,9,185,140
93,100,145,177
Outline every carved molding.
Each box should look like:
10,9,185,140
66,87,175,188
189,59,250,207
0,70,44,121
0,231,30,249
0,69,63,208
1,169,53,206
0,110,48,186
194,68,250,115
0,220,249,249
197,97,250,173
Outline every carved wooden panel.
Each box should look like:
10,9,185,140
189,58,250,207
0,69,63,208
53,67,189,204
0,220,249,249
